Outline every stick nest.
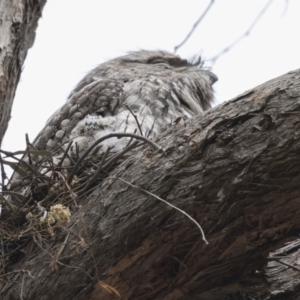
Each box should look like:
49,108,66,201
0,132,160,276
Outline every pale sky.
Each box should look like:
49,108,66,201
3,0,300,155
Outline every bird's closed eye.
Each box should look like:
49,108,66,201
149,58,167,64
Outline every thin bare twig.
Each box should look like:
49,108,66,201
125,105,143,136
25,134,33,167
174,0,215,53
57,141,73,168
112,176,209,245
0,153,7,189
32,235,93,279
101,141,142,171
67,133,162,185
55,171,78,206
75,142,80,162
269,256,300,272
0,150,42,179
0,194,16,213
124,128,137,149
76,181,105,201
49,231,70,271
0,269,34,279
77,146,112,195
20,269,34,300
210,0,274,63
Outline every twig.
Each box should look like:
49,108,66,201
37,192,59,207
125,105,143,136
0,153,7,189
50,231,70,271
32,235,93,279
55,171,78,207
76,181,105,201
112,176,209,245
76,141,143,196
210,0,274,63
0,269,34,279
67,133,162,184
77,146,112,195
1,190,26,202
0,150,42,179
74,142,79,162
174,0,215,53
269,256,300,272
124,128,137,149
101,141,141,171
57,141,74,168
20,269,34,300
0,194,16,213
25,134,33,166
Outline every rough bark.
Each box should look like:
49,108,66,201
1,68,300,299
0,0,46,146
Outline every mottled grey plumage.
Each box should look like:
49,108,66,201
33,50,217,165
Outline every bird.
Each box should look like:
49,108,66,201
8,50,217,200
32,50,217,165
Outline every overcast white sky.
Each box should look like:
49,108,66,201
3,0,300,154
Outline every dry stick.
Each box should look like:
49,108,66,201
210,0,274,63
57,141,74,168
0,153,7,188
67,133,162,185
25,141,54,175
101,141,141,171
55,171,78,206
0,269,34,279
0,150,41,179
2,241,29,259
125,105,143,136
0,194,16,213
76,141,142,196
77,146,113,195
112,176,209,245
20,269,34,300
124,128,137,149
25,134,33,166
76,181,105,201
174,0,215,53
269,256,300,272
83,141,142,193
37,138,77,171
75,142,80,162
1,190,26,203
35,192,58,207
49,231,70,271
7,194,35,221
32,235,93,280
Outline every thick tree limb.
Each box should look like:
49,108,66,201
0,0,46,146
1,68,300,299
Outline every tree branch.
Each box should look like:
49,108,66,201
1,68,300,299
0,0,47,146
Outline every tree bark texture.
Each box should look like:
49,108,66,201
1,68,300,299
0,0,46,146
